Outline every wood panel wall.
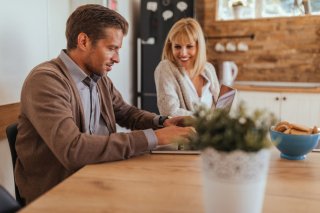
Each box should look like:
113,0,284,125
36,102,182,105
0,103,20,140
197,0,320,82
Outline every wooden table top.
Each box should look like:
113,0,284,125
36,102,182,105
20,149,320,213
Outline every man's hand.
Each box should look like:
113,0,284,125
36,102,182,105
163,116,194,127
155,126,196,145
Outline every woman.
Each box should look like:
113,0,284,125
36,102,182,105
154,18,220,116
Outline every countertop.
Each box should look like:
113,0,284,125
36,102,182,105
233,81,320,93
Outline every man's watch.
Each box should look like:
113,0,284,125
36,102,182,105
159,116,171,127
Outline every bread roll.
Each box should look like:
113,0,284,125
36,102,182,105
274,121,319,135
275,124,289,132
290,129,309,135
312,126,319,134
283,129,291,134
290,123,310,132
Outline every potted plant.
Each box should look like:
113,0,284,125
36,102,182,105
229,0,247,19
188,103,276,213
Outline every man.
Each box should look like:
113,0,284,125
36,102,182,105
15,4,194,204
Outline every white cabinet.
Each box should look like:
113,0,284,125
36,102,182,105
235,91,320,126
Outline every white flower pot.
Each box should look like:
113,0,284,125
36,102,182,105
201,148,271,213
233,6,243,19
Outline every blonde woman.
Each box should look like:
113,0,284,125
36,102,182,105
154,18,220,116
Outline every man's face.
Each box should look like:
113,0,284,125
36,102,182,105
84,28,123,76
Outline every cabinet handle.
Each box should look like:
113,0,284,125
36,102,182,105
275,97,279,101
282,97,287,101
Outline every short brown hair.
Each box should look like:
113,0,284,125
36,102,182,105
66,4,128,50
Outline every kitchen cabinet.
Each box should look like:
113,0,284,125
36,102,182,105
235,91,320,126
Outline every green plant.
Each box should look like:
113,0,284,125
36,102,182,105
229,0,247,7
188,103,277,152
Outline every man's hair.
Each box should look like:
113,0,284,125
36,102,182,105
66,4,128,50
162,18,207,78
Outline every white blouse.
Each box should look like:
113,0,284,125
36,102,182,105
184,72,213,108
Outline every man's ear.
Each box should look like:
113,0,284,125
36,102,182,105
77,32,90,50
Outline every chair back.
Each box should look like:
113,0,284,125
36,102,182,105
6,123,18,169
5,123,25,207
0,185,20,213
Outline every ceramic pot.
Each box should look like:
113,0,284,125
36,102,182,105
233,5,243,19
201,148,271,213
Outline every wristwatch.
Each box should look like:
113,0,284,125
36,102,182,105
159,116,171,127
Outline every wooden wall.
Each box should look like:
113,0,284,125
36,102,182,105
197,0,320,82
0,103,20,140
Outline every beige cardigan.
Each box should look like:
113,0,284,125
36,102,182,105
154,60,220,116
16,57,159,203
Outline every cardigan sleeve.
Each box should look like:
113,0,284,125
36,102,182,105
154,60,193,116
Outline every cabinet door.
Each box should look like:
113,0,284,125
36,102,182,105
280,93,320,126
235,91,281,118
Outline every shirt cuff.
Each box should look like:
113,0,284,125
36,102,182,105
153,115,161,127
143,129,158,150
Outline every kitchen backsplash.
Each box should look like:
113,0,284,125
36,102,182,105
196,0,320,83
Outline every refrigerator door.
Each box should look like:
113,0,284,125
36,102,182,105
138,0,194,113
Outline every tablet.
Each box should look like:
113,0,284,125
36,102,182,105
215,84,237,112
150,144,200,155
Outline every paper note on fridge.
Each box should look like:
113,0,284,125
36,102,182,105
215,84,237,112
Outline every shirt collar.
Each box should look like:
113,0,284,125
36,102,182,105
182,70,210,84
59,49,101,84
201,72,210,86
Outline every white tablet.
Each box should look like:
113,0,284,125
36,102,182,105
150,144,200,155
215,84,237,112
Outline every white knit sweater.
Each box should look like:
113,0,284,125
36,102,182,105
154,60,220,116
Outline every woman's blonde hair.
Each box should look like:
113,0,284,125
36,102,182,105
162,18,207,78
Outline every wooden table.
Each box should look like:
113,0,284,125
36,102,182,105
20,150,320,213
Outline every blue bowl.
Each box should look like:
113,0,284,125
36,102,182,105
269,126,320,160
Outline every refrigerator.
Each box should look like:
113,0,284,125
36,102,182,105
137,0,194,113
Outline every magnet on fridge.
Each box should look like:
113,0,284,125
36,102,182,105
177,1,188,12
162,10,173,21
147,2,158,12
141,37,156,45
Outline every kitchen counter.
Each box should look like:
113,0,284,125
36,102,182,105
233,81,320,93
